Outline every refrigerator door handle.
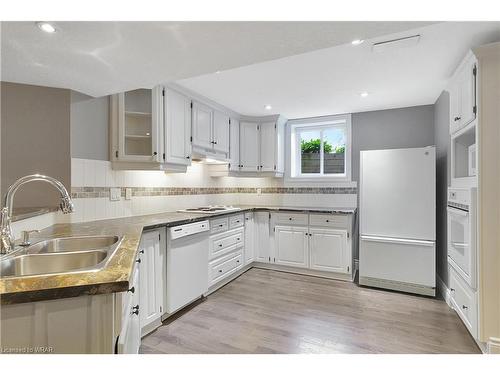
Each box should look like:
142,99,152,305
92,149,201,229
360,235,435,247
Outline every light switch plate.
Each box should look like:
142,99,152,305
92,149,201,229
110,187,121,201
125,188,132,200
257,188,262,195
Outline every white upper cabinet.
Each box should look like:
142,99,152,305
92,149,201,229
192,101,231,158
260,121,277,172
192,101,214,150
112,87,163,164
228,117,240,172
238,117,286,175
450,53,477,135
164,88,192,166
213,110,230,154
239,122,260,172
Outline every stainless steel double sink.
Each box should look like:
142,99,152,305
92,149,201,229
0,236,122,278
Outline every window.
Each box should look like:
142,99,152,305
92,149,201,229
288,114,351,181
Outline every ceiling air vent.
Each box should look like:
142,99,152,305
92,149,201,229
372,34,421,53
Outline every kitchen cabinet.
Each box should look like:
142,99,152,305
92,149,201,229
192,101,213,150
213,110,230,153
450,52,477,135
309,228,349,274
110,86,189,171
239,121,260,172
255,211,271,262
228,117,240,172
274,226,309,268
117,260,141,354
111,87,163,165
244,212,255,264
139,229,165,336
239,117,286,174
164,88,192,165
192,101,230,156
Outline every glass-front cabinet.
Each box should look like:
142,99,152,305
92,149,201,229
117,87,162,163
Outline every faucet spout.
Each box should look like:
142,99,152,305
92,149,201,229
0,174,74,254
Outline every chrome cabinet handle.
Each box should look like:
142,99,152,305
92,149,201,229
462,305,468,310
153,152,158,156
454,116,461,121
219,244,223,247
136,258,141,263
218,269,223,273
128,286,135,293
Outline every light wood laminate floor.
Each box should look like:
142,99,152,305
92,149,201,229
141,268,480,354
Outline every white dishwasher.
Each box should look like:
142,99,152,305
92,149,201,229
166,220,210,314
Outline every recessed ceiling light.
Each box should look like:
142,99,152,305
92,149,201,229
36,22,57,33
351,39,364,46
360,92,369,98
215,70,221,74
264,105,272,110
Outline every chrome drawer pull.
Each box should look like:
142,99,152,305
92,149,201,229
462,305,468,310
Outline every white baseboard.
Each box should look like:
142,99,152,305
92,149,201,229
437,275,451,305
487,337,500,354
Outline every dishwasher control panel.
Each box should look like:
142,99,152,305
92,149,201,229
168,220,210,240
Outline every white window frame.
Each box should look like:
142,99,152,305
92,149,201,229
285,114,352,184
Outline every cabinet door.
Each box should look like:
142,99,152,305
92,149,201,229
274,226,308,268
449,80,462,134
309,228,348,274
459,59,476,128
239,122,260,172
117,87,162,163
164,88,192,165
228,118,240,171
117,267,141,354
213,110,230,154
255,212,270,262
139,230,164,331
260,122,276,172
192,101,213,150
244,212,254,264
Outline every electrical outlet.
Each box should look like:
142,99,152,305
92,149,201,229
110,187,121,201
257,188,262,195
125,188,132,200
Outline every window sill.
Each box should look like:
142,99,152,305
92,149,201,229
284,176,357,188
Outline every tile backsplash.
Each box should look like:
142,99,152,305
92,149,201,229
13,158,357,229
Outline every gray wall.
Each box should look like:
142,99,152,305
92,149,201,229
1,82,71,209
351,105,435,183
434,91,451,286
70,91,109,161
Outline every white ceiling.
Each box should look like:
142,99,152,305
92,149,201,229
1,21,435,97
177,22,500,118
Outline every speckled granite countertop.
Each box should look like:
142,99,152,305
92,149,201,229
0,206,356,305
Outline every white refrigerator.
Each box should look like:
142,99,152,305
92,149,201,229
359,146,436,296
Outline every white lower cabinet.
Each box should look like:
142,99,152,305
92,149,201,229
309,228,349,274
117,263,141,354
274,226,309,268
139,229,165,336
244,212,255,264
207,215,245,289
263,212,353,278
255,212,271,262
449,264,478,338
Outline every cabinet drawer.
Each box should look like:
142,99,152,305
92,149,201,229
449,265,478,338
210,217,229,234
229,214,244,229
274,212,308,226
209,250,243,286
309,214,348,228
209,228,244,260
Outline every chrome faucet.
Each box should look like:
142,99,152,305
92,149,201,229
0,174,74,254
